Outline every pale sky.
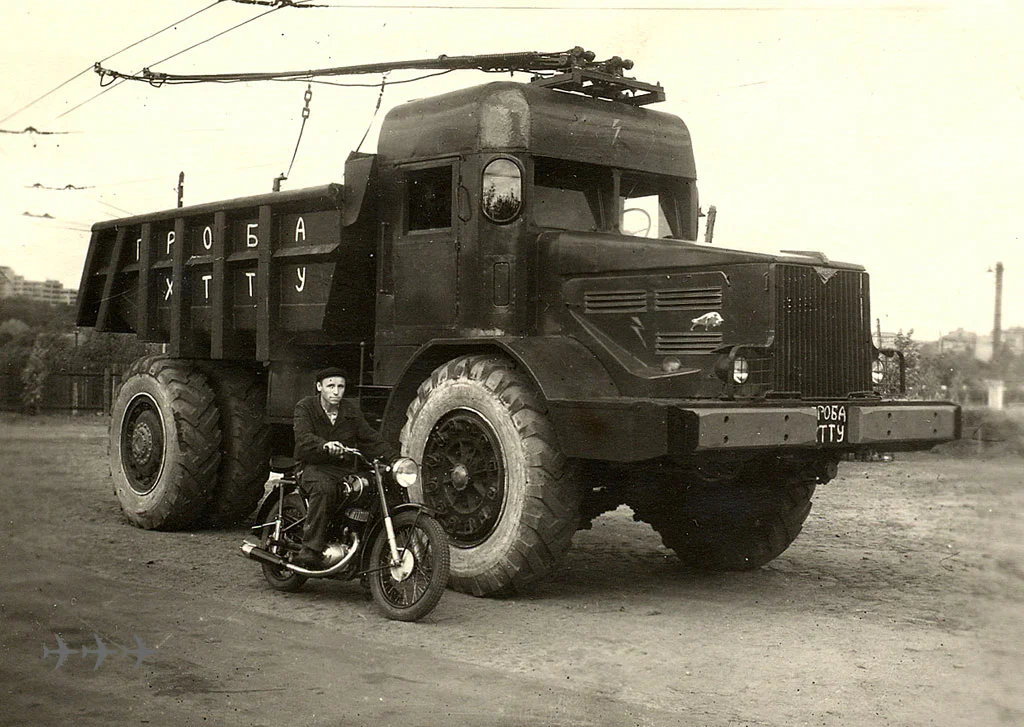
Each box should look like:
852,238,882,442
1,0,1020,339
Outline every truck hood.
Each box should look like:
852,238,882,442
536,230,864,275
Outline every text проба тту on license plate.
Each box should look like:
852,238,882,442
817,404,847,444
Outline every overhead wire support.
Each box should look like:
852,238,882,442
274,83,314,190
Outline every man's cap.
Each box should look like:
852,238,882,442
315,366,348,383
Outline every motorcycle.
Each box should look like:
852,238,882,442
240,447,450,622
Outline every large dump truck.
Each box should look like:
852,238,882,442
77,49,959,596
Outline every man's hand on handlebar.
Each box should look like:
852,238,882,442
323,441,355,458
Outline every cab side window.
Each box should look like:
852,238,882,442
405,166,452,232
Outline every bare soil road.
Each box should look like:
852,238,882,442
0,414,1021,726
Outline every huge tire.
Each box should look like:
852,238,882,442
109,356,221,530
400,355,581,596
628,463,816,571
199,364,271,526
368,511,450,621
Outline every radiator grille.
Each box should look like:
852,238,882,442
773,265,873,397
656,332,723,355
583,289,647,314
654,287,722,311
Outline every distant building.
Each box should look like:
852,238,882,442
0,265,77,305
976,326,1024,362
938,328,977,355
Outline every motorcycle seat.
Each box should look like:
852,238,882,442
269,455,300,475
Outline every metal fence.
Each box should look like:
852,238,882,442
0,370,120,413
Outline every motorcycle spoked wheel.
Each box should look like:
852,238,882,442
259,492,309,592
368,511,450,622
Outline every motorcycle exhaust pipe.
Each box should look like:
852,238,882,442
239,534,360,577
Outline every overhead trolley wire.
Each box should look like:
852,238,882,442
1,0,225,126
58,0,319,120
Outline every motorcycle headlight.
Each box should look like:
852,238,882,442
872,357,885,385
732,356,749,384
391,457,419,489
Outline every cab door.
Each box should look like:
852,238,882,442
391,159,459,329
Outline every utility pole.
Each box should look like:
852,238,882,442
992,261,1004,367
177,171,185,208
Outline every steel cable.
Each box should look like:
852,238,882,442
1,1,225,125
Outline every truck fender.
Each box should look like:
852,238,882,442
493,336,619,402
380,336,620,443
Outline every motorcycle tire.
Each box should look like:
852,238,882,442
259,492,308,592
368,511,450,622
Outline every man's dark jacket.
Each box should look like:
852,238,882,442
292,396,392,471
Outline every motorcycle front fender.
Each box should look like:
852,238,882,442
358,502,443,572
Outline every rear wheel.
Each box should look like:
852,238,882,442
109,356,220,530
368,511,450,621
259,492,308,592
200,364,271,525
628,459,820,571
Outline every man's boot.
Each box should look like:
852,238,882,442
292,547,325,569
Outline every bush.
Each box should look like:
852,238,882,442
935,407,1024,457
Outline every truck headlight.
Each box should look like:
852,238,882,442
391,457,419,488
732,356,749,384
872,357,885,385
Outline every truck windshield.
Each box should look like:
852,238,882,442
532,157,686,238
533,157,610,232
619,171,684,239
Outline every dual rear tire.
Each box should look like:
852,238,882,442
110,356,269,530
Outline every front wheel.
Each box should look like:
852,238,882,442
368,511,450,622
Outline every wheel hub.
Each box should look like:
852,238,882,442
389,548,416,582
121,395,165,495
450,463,470,491
421,410,505,547
130,423,154,463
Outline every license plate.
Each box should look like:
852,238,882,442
816,404,847,444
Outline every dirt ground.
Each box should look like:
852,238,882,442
0,413,1021,727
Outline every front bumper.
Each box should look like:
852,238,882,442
549,399,961,461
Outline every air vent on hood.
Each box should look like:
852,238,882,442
655,286,723,311
655,332,723,355
583,289,647,314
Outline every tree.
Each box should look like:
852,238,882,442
879,329,943,399
0,319,30,340
20,336,48,414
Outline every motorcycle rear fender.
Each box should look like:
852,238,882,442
252,482,302,527
358,502,440,572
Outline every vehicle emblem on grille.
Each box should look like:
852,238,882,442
690,311,724,331
814,266,839,284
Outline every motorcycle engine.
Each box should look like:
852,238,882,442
322,541,349,567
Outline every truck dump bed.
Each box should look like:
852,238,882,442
76,177,377,362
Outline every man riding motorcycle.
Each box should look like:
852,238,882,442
291,367,395,569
